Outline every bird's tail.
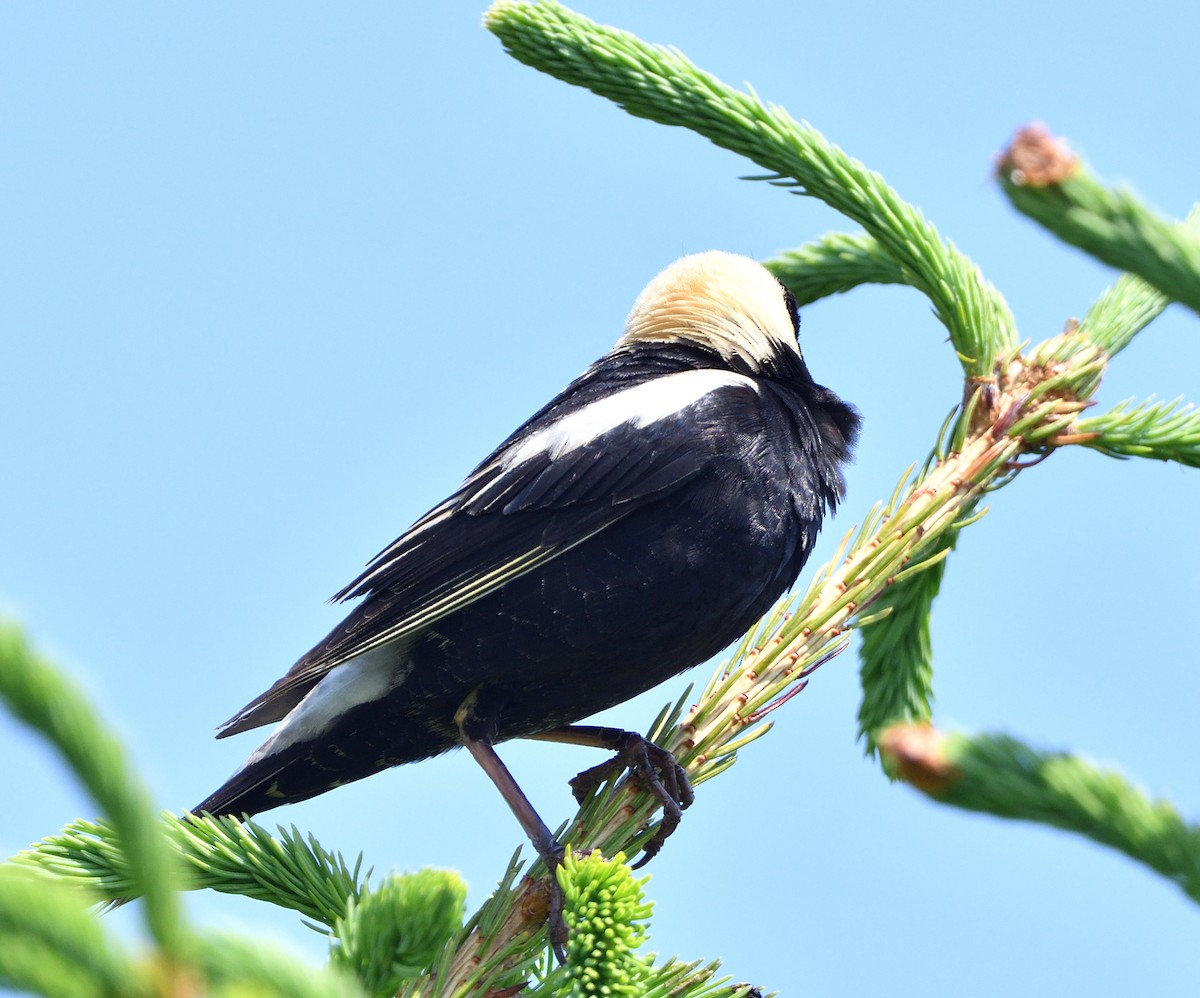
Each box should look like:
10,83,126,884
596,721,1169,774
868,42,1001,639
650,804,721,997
193,705,455,819
192,749,309,819
193,722,390,818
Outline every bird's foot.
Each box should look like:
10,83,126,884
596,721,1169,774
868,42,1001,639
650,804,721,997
536,842,569,964
567,730,694,869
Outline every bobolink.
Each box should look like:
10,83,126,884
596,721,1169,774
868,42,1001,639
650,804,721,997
196,250,859,947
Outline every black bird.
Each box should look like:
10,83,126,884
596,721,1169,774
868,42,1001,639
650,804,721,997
196,251,858,941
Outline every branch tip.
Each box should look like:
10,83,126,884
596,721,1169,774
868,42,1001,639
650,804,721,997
998,123,1078,187
878,724,961,795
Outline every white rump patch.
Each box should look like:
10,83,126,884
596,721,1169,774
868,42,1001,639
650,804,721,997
243,644,410,765
503,369,755,466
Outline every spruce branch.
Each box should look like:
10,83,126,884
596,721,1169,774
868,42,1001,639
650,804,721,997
1074,397,1200,467
331,870,467,998
826,326,1111,756
0,866,148,998
17,816,459,997
629,962,766,998
851,315,1114,754
407,851,546,996
762,232,909,307
854,526,954,753
16,813,368,930
879,724,1200,903
1076,206,1200,356
1078,270,1169,357
484,0,1017,376
186,932,368,998
1,635,375,997
998,124,1200,316
413,855,764,998
0,623,187,958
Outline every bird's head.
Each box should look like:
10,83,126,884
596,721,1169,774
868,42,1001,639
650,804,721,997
620,251,802,376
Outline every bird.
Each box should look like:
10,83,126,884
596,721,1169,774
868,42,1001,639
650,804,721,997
194,250,859,949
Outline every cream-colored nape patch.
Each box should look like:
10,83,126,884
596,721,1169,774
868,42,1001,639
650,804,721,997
620,251,797,369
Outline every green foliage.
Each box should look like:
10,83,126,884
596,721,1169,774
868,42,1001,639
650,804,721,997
185,932,367,998
484,0,1018,378
18,814,366,928
1077,397,1200,467
0,622,374,998
5,2,1200,995
1077,269,1170,356
557,851,652,997
880,727,1200,903
331,870,467,997
762,232,909,307
999,127,1200,316
0,621,185,956
0,866,148,998
854,533,948,750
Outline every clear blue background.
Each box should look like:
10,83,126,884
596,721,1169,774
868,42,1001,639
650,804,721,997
2,3,1198,995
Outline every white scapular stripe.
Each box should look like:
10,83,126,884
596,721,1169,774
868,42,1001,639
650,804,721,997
503,368,755,466
243,645,410,765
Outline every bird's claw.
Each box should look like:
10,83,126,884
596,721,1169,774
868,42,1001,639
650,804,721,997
567,732,693,869
531,842,569,964
547,873,568,964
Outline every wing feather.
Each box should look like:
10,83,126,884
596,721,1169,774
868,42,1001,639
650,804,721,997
217,374,757,737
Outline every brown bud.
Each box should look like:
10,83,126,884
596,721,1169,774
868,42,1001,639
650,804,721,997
878,723,961,795
998,123,1078,187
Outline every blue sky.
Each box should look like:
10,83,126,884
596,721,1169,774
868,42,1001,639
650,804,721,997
2,3,1198,995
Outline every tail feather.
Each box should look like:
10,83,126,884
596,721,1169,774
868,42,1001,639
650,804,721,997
193,753,299,819
195,656,460,819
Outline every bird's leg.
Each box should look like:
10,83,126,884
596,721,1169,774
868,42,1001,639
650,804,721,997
454,692,568,963
529,724,694,870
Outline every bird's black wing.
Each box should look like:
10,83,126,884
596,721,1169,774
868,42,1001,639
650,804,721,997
218,373,759,737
